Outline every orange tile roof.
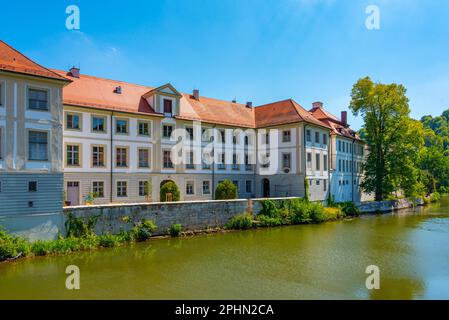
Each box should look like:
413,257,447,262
0,40,69,82
51,69,161,116
255,99,331,129
178,94,255,128
309,106,362,141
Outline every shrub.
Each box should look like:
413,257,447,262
215,180,238,200
65,214,99,238
290,199,311,224
257,215,283,227
160,181,180,202
169,224,182,237
430,192,441,203
226,214,253,230
132,220,157,242
98,234,120,248
0,229,30,260
339,202,361,217
324,207,344,221
259,200,280,218
309,202,326,223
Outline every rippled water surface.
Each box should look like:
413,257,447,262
1,198,449,299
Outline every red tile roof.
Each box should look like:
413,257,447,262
0,40,69,82
255,99,331,129
309,106,362,141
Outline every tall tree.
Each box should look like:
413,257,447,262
349,77,424,201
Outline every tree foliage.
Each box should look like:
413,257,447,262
160,181,180,202
349,77,425,200
215,180,238,200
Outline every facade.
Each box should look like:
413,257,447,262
1,41,367,211
310,103,366,203
0,41,70,216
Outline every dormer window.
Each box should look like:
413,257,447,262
163,99,173,117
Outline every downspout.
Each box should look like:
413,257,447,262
254,128,258,198
212,125,216,199
303,124,307,198
110,112,114,203
352,139,355,203
328,132,331,202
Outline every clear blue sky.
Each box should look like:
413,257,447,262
1,0,449,129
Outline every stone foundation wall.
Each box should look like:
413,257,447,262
357,198,424,213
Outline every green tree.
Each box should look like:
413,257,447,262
160,181,180,202
349,77,425,200
215,180,238,200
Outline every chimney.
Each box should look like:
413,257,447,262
193,89,200,100
341,111,348,127
312,101,323,109
232,98,237,103
69,66,80,78
114,86,122,94
246,101,253,108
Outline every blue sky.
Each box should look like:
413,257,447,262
1,0,449,129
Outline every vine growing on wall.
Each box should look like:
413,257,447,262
65,213,100,238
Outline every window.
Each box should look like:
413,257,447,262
323,154,328,171
233,135,237,145
92,145,105,167
162,125,173,138
324,180,327,191
0,181,2,192
323,134,327,145
342,142,346,153
28,88,48,111
232,180,239,192
186,151,195,169
117,181,127,197
186,181,194,195
186,127,194,141
139,181,149,197
306,130,311,142
245,154,252,171
339,159,342,171
265,133,270,145
219,130,226,144
307,152,312,169
138,148,150,168
116,147,128,167
282,130,291,143
115,119,128,134
138,121,150,136
28,131,48,161
316,180,320,185
232,153,239,170
93,181,104,198
0,127,3,160
202,181,211,195
218,152,226,170
244,136,250,145
315,132,320,143
346,160,349,172
201,128,213,142
163,150,174,169
316,153,320,170
246,180,252,193
282,153,291,169
163,99,173,116
0,82,3,106
66,113,81,130
66,144,80,166
202,152,211,169
92,116,106,132
28,181,37,192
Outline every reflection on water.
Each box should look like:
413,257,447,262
1,199,449,300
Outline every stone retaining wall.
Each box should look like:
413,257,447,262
357,198,424,213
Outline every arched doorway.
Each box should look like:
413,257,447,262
160,180,179,202
262,178,270,198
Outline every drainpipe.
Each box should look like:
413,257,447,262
212,125,216,199
352,139,355,203
328,132,331,202
303,124,307,199
110,112,114,203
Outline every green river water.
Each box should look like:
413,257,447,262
1,197,449,300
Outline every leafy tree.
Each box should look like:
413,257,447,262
349,77,424,200
215,180,238,200
160,181,180,202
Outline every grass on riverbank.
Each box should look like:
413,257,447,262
225,199,361,230
0,220,158,262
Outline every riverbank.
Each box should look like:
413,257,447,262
2,198,449,299
1,196,432,263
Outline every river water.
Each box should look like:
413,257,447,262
1,197,449,300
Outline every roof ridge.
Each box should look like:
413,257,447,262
1,40,69,82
